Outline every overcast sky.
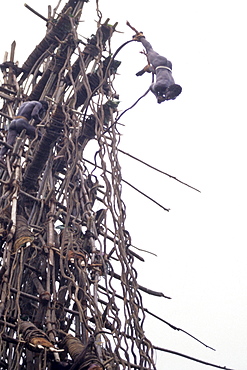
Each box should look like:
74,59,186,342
1,1,247,369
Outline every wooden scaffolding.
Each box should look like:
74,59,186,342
0,1,161,369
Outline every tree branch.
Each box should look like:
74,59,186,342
118,148,201,193
154,346,235,370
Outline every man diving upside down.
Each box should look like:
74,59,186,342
132,29,182,103
0,100,48,159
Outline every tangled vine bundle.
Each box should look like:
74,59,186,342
0,1,157,369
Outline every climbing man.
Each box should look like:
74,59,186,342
0,100,48,158
128,23,182,103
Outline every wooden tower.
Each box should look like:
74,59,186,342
0,1,160,368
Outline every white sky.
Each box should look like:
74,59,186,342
1,1,247,370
